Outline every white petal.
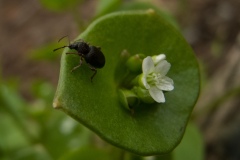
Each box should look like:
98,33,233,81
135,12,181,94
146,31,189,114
142,56,154,74
141,75,150,89
156,76,174,91
149,86,165,103
154,60,171,76
152,54,166,65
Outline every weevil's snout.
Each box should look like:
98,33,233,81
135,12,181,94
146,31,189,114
68,43,78,50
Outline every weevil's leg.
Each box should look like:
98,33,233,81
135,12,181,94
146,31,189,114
71,65,81,72
71,56,84,72
89,66,97,82
66,52,79,55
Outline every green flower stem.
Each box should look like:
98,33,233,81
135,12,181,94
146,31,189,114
130,75,140,86
116,52,145,89
119,71,139,89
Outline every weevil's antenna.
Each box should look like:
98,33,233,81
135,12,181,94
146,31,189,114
53,46,68,52
58,35,70,45
53,35,71,52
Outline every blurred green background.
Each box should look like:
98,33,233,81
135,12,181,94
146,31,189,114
0,0,240,159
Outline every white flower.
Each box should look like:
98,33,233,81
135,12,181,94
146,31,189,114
140,54,174,103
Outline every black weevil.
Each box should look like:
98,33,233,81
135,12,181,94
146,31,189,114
53,36,105,82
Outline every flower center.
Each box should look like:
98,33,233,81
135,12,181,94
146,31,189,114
146,72,162,85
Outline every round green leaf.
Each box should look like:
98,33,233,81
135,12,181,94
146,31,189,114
53,10,200,155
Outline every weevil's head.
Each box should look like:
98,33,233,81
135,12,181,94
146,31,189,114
69,41,90,55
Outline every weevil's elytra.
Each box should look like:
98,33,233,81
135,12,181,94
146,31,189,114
86,46,105,68
53,36,105,82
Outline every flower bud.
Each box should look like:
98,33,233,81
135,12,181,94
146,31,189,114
152,54,166,65
126,54,145,73
132,87,155,104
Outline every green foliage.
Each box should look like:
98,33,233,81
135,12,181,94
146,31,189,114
172,122,204,160
10,146,51,160
0,82,91,160
95,1,179,29
39,0,82,12
59,146,111,160
0,113,29,152
54,10,200,155
152,123,203,160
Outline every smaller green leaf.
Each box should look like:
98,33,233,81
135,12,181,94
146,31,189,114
0,113,29,152
59,146,111,160
173,122,204,160
95,0,122,17
116,2,179,29
153,123,203,160
11,146,51,160
0,84,39,140
0,84,26,112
